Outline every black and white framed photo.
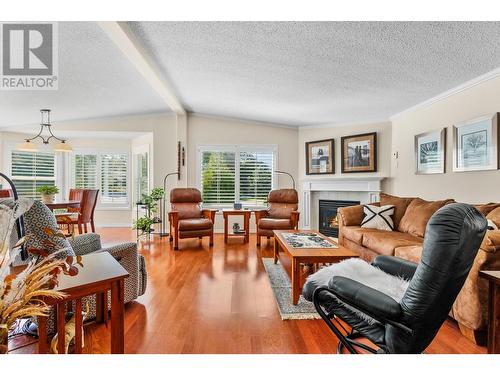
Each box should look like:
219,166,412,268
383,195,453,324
341,132,377,173
305,139,334,175
453,114,499,172
415,128,446,174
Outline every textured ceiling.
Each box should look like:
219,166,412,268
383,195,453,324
129,21,500,126
0,22,169,128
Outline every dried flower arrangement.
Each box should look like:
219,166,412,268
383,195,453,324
0,199,80,354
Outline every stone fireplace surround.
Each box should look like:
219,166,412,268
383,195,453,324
300,177,385,230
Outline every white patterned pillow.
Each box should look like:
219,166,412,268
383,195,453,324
361,204,395,231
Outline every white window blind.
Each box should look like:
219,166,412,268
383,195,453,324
239,151,273,206
100,153,129,205
71,151,129,208
199,145,275,207
74,154,97,189
11,151,56,199
201,150,236,205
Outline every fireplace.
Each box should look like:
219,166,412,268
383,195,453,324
319,199,360,237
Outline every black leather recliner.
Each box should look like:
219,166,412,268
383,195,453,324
302,203,487,354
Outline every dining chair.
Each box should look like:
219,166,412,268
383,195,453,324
0,189,13,198
56,189,99,235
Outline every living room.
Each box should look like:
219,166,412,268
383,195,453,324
1,0,499,372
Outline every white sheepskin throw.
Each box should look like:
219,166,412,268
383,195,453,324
306,258,410,324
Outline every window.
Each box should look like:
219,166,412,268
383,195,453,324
133,150,149,201
198,145,276,208
74,154,97,189
71,151,130,208
10,150,56,199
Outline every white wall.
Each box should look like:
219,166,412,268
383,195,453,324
389,74,500,203
187,114,299,232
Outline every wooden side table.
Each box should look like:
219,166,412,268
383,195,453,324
479,270,500,354
222,209,252,243
38,252,129,354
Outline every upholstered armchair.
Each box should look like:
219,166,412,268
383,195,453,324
255,189,300,246
168,188,217,250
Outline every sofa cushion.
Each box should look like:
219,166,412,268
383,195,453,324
486,207,500,227
258,218,292,230
398,198,454,237
475,202,500,216
380,193,415,228
394,245,423,264
362,231,423,256
342,226,380,245
361,204,395,231
178,218,213,231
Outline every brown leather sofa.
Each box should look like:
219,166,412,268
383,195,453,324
255,189,300,246
338,193,500,345
169,188,217,250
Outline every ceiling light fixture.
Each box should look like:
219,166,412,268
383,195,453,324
18,109,72,153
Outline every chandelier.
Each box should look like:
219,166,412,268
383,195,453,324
18,109,72,152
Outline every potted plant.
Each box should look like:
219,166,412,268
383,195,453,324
36,185,59,204
133,188,165,238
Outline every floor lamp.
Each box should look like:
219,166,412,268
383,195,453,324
274,170,296,190
160,172,180,237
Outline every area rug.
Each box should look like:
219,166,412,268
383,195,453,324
262,258,319,320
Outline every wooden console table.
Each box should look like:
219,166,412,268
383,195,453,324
222,209,251,243
38,252,129,354
479,270,500,354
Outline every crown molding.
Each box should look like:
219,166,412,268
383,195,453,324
298,118,390,130
390,66,500,121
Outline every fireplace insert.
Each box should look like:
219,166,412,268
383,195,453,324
319,199,360,238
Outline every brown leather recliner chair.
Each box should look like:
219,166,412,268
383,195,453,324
255,189,300,246
168,188,217,250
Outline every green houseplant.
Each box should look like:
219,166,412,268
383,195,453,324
36,185,59,204
133,188,165,238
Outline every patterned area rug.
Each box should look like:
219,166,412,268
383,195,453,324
262,258,320,320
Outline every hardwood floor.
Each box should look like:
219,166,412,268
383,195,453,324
11,228,486,354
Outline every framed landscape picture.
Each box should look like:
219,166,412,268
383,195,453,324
453,114,499,172
341,132,377,173
305,139,334,175
415,128,446,174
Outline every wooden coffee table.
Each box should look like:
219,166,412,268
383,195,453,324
273,230,358,305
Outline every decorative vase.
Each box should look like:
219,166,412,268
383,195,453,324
0,324,8,354
41,194,55,204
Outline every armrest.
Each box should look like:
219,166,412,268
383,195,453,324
254,209,268,223
70,233,102,256
481,230,500,253
202,209,217,223
290,211,300,229
337,205,366,227
169,211,179,228
329,276,402,323
372,255,417,280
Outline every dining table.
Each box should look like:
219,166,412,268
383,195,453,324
44,200,81,211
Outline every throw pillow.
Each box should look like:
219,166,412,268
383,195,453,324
23,200,76,258
398,198,454,238
487,207,500,228
379,193,415,228
361,204,395,231
487,219,498,230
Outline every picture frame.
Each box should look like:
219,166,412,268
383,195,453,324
341,132,377,173
305,139,335,175
414,128,446,174
452,113,499,172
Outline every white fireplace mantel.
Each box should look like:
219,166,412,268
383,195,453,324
301,177,385,229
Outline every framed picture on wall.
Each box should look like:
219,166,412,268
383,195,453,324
341,132,377,173
453,113,499,172
305,139,334,175
414,128,446,174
